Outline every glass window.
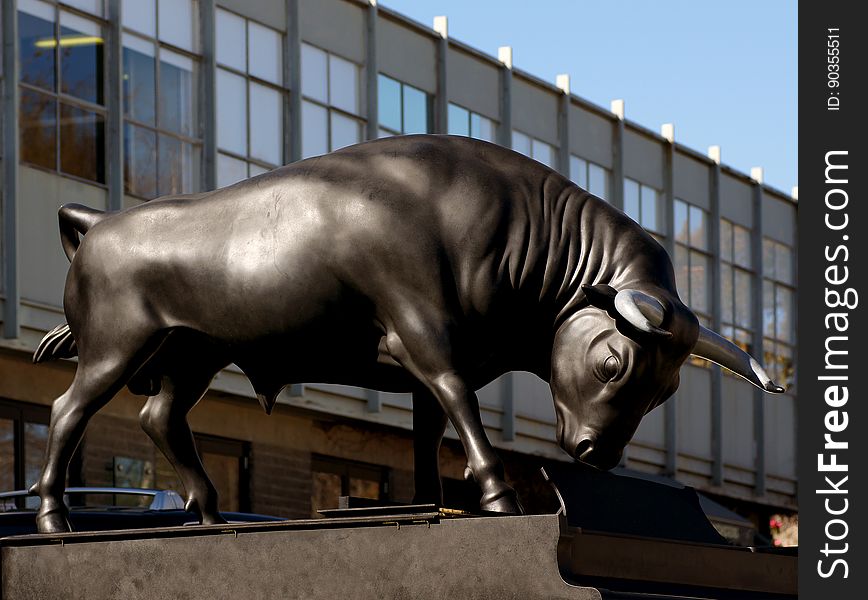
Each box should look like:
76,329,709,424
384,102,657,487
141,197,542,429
762,238,796,387
447,103,468,136
688,205,707,250
215,9,285,184
66,0,103,16
248,22,282,85
378,74,430,135
0,419,14,492
215,9,245,72
122,1,202,199
310,456,388,517
158,0,195,52
217,153,248,188
720,218,754,358
18,0,106,184
216,69,246,155
512,130,530,157
673,199,712,335
624,178,640,221
328,54,357,114
587,163,609,200
531,139,554,167
624,178,662,233
570,156,588,188
640,185,658,232
301,43,363,158
674,199,688,243
122,0,156,37
470,113,494,141
0,401,52,506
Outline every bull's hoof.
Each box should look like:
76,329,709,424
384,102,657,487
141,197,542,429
480,490,524,515
36,508,72,534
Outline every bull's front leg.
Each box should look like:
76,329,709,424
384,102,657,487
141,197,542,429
387,324,521,515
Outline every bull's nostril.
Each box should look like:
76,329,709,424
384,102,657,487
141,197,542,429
575,437,594,461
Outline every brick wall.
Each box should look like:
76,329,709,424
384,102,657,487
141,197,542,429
250,443,311,518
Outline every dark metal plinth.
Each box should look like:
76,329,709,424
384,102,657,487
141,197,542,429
1,510,796,599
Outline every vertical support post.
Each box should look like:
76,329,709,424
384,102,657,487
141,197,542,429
365,388,382,413
286,0,301,162
661,123,676,475
496,46,512,149
610,100,625,211
750,166,766,497
2,0,20,339
555,74,570,177
708,145,724,487
433,16,448,134
106,0,123,210
198,0,217,190
364,0,378,140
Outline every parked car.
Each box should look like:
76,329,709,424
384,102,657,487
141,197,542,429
0,487,284,537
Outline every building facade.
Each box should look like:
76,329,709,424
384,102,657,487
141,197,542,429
0,0,796,537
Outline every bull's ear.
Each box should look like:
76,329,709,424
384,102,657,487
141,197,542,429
581,284,618,310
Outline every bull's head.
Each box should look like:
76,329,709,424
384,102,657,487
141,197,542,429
552,283,784,470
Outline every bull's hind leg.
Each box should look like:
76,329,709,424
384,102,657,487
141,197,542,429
139,363,226,525
412,386,448,505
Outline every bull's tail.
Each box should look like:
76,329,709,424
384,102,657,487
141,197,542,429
33,323,78,363
59,203,108,262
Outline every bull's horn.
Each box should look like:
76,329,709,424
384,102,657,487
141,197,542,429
613,289,672,338
692,326,785,393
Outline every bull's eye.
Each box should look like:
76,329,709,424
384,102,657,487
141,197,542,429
595,355,620,382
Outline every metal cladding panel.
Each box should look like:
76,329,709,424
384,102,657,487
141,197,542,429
568,105,613,168
761,193,796,246
673,152,712,210
299,0,365,63
721,375,756,469
377,17,437,93
511,77,559,144
623,129,664,189
217,0,286,30
0,516,598,600
719,173,753,227
764,392,796,480
18,167,107,308
446,47,499,119
676,365,712,461
632,398,665,450
512,371,556,424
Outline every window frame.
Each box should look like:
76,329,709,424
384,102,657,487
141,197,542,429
17,0,109,186
623,177,663,235
719,218,756,361
569,154,610,201
377,73,432,137
215,7,286,187
512,129,556,168
762,238,796,388
310,454,389,505
300,41,364,158
446,101,495,142
121,0,202,199
0,398,54,509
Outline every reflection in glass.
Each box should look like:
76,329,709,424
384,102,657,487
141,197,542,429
588,164,608,200
532,139,553,167
24,423,49,489
689,205,706,250
448,103,468,136
201,452,240,512
124,123,157,198
248,22,282,85
158,135,197,196
311,471,342,516
216,8,246,71
60,103,105,182
512,130,530,157
249,82,282,165
330,112,359,151
570,156,587,188
776,244,793,285
301,43,328,103
19,6,56,91
721,263,733,324
217,68,247,155
763,280,775,338
123,36,156,125
59,12,104,104
328,54,357,114
763,239,775,279
674,244,688,302
674,200,688,243
378,74,401,132
734,269,752,329
689,250,709,314
20,88,57,170
217,153,247,188
402,85,428,134
776,287,793,343
301,100,327,158
470,113,494,141
159,50,196,136
0,419,13,493
623,179,640,222
158,0,195,52
640,185,657,232
733,225,751,267
349,477,380,500
720,219,733,262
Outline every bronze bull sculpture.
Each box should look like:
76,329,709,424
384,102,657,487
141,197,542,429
32,135,783,533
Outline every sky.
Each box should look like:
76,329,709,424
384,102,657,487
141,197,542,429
381,0,798,194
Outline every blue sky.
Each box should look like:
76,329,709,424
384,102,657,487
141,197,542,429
381,0,797,193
